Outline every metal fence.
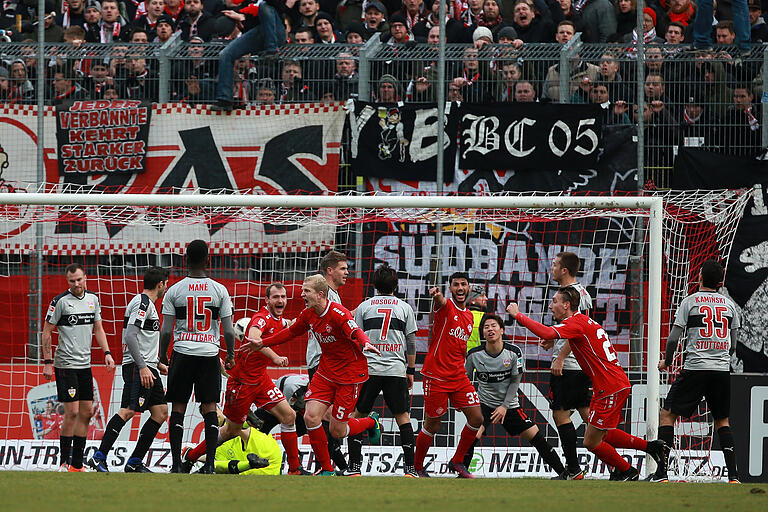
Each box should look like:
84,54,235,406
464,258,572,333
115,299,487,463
2,34,766,188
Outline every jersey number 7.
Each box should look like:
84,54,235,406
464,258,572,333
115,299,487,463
377,308,392,341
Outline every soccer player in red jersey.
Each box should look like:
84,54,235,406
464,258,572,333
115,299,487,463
249,274,382,475
181,283,309,474
414,272,484,479
507,286,665,481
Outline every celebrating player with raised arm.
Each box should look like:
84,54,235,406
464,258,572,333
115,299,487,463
89,267,170,473
464,313,568,479
181,283,310,475
159,240,236,474
41,263,115,472
348,263,418,477
414,272,484,479
507,287,666,480
248,274,381,475
652,260,740,483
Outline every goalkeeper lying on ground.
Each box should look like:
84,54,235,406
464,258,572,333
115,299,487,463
191,409,282,475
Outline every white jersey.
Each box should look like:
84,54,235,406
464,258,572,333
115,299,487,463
46,290,102,369
162,276,233,357
552,282,593,371
674,291,740,371
354,295,417,377
306,286,340,369
122,293,161,369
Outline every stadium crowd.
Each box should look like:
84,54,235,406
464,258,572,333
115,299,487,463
0,0,765,156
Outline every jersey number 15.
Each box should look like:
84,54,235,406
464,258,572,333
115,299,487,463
187,296,212,332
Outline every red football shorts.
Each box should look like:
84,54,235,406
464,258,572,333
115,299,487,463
423,376,479,418
305,373,361,422
223,375,285,424
588,388,630,430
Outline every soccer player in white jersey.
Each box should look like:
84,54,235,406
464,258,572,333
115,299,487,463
307,250,350,471
160,240,236,473
652,259,740,483
348,263,418,477
89,267,169,473
464,313,567,478
548,251,593,479
41,263,115,472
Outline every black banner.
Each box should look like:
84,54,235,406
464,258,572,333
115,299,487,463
56,100,152,175
348,102,460,182
730,373,768,483
673,147,768,372
459,104,603,171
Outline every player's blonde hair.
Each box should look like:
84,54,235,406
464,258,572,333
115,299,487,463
304,274,329,296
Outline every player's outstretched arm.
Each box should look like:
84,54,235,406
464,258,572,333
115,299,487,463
262,347,289,367
506,302,559,343
659,325,684,371
260,319,308,348
429,286,446,310
94,320,115,371
159,313,175,365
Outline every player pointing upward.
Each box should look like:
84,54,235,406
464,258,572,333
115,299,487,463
508,287,666,481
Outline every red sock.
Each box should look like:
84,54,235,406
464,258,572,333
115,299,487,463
281,426,300,471
590,441,631,472
604,429,648,451
307,424,333,472
347,417,374,436
187,440,206,462
414,428,433,471
452,424,480,464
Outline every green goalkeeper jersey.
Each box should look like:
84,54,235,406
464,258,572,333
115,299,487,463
215,429,282,475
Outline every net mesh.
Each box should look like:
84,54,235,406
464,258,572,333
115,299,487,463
0,188,751,478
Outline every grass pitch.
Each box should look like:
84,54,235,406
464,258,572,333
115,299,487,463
2,473,766,512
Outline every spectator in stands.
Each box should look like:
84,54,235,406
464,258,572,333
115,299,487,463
336,0,366,31
635,73,677,168
694,60,731,119
344,22,366,42
556,0,591,41
451,46,493,102
155,13,176,43
177,0,216,40
25,3,65,42
51,65,88,105
678,91,719,147
296,0,321,28
514,79,537,101
0,67,11,102
332,51,359,99
511,0,555,42
58,0,87,29
664,20,686,46
385,13,415,42
694,0,750,55
291,26,315,43
315,12,342,43
496,24,523,46
461,0,485,28
278,60,312,103
473,25,494,48
254,78,276,104
749,0,768,41
101,85,120,99
172,35,215,101
496,60,522,101
662,0,696,28
624,7,663,44
119,55,159,101
62,24,87,43
84,0,102,32
589,81,631,124
130,27,149,42
392,0,428,31
362,1,389,39
598,51,630,102
86,0,130,42
716,20,736,44
577,0,616,43
165,0,186,21
9,59,35,104
543,21,599,102
413,0,465,42
86,60,114,98
723,85,762,156
134,0,165,40
479,0,511,41
447,78,464,101
614,0,636,40
410,25,440,101
376,73,402,102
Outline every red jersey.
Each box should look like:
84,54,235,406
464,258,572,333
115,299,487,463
551,313,630,397
228,307,288,385
422,298,474,382
265,301,369,385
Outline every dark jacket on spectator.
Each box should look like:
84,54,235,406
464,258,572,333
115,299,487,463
178,10,217,41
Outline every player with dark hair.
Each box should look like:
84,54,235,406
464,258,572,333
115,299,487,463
651,259,740,483
89,267,170,472
248,274,381,476
464,313,568,478
348,263,418,477
414,271,484,478
548,251,593,479
160,240,236,473
42,263,115,472
507,287,666,481
181,282,311,475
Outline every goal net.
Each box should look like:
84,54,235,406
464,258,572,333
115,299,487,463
0,188,750,479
